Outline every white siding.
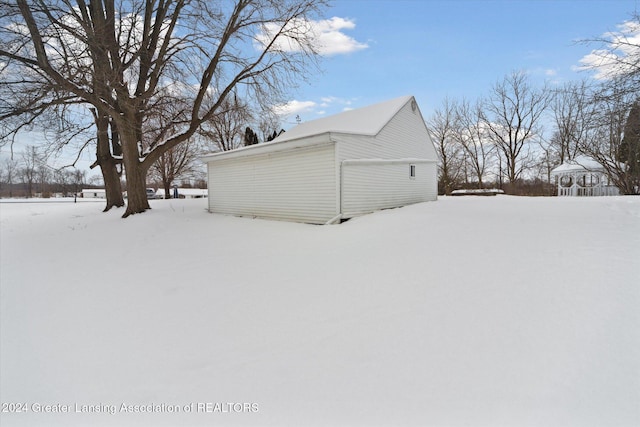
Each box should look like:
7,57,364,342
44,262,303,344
81,189,106,199
341,160,437,217
207,143,337,224
336,100,437,161
336,99,438,218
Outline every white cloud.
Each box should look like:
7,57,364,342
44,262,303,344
312,17,368,55
576,19,640,80
256,17,368,56
271,100,317,117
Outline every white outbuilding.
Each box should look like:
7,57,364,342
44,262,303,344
80,188,106,199
202,95,438,224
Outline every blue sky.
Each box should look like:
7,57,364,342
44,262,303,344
276,0,639,128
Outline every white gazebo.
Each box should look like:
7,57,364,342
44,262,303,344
550,155,619,197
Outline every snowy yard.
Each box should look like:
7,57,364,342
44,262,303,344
1,196,639,427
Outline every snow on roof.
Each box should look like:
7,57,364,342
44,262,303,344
272,95,414,143
201,95,416,162
551,155,604,174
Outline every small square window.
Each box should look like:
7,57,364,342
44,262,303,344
410,164,416,178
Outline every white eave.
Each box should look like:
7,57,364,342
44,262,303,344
201,133,335,163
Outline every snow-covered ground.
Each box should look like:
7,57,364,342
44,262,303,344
1,196,639,427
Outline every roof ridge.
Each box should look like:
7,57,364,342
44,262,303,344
272,95,414,143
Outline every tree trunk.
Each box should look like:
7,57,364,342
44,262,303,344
163,180,171,199
94,112,125,211
120,123,150,217
507,155,517,183
160,164,173,199
124,165,150,217
113,101,151,217
101,162,124,211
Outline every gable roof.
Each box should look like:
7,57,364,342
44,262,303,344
201,95,416,162
272,95,414,143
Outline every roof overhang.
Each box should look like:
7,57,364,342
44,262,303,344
201,133,334,163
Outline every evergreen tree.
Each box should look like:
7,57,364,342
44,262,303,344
244,127,259,146
619,101,640,181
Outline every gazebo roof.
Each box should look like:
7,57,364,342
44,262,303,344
551,155,604,174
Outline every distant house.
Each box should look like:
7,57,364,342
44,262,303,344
202,95,438,224
81,189,106,199
551,156,619,197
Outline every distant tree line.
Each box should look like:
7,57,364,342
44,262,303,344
0,147,89,198
0,144,211,199
428,14,640,196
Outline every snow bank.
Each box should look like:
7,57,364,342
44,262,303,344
450,188,504,196
1,196,639,426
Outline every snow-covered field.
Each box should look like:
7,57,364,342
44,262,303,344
1,196,639,427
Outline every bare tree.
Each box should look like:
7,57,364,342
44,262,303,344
482,71,551,184
575,13,640,194
258,109,283,143
427,97,463,195
0,158,19,197
533,136,557,185
549,80,593,164
37,162,51,195
53,167,73,196
0,16,124,210
455,98,496,188
72,168,86,197
18,145,42,197
535,80,595,187
200,97,254,152
577,12,640,97
579,81,639,194
2,0,327,217
150,138,201,199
